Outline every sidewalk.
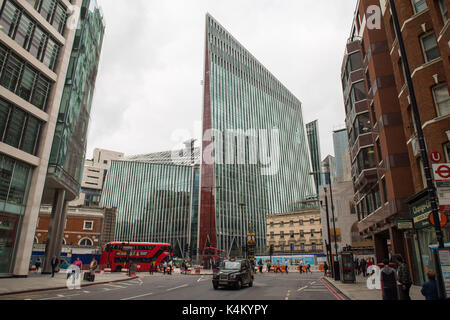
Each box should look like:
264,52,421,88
0,271,137,296
323,275,424,300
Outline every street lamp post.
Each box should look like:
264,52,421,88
322,189,334,277
326,171,340,281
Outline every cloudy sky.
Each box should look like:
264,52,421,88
86,0,357,159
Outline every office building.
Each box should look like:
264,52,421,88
200,14,315,257
306,120,322,195
0,0,90,276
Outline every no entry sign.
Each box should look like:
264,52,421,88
433,164,450,187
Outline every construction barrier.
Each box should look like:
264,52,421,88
103,268,112,273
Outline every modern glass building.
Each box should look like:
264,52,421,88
0,0,86,276
306,120,322,195
101,148,200,258
332,128,350,181
200,14,315,257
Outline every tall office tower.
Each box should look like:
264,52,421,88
306,120,322,195
333,128,351,182
40,0,105,274
0,0,89,276
200,14,315,257
101,147,201,259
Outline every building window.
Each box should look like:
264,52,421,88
280,221,284,227
438,0,449,22
83,221,93,230
270,232,274,239
412,0,428,13
289,220,294,226
312,243,316,251
382,177,388,204
351,81,367,104
432,84,450,117
290,231,294,239
300,243,305,251
420,33,440,63
300,230,304,238
280,231,284,239
310,219,315,225
311,229,315,237
444,142,450,162
299,220,303,226
270,221,274,228
79,238,93,246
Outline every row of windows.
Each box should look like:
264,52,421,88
269,219,318,227
0,43,51,110
0,97,41,155
272,243,320,251
357,183,383,221
0,0,60,70
0,154,32,207
270,230,321,239
25,0,67,34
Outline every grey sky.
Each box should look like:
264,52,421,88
86,0,357,160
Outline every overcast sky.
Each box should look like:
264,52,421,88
86,0,357,160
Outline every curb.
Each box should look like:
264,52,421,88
0,276,139,297
321,277,352,300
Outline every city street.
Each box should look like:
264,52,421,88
0,272,348,301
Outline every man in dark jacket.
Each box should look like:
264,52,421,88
381,259,398,300
421,270,439,300
395,255,412,300
50,256,59,278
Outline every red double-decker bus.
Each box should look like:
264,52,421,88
100,242,172,272
203,247,227,269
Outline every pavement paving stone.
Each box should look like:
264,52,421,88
323,275,424,300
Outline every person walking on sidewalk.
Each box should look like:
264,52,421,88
35,257,42,272
50,256,59,278
149,260,155,275
421,270,439,300
323,262,329,277
396,255,412,300
275,261,282,273
284,260,289,274
163,261,168,275
306,263,311,273
381,259,398,300
360,258,367,277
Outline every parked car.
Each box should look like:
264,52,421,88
212,259,253,290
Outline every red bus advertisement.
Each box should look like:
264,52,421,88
100,242,172,272
203,247,227,269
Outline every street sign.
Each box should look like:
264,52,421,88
433,164,450,187
397,219,413,230
431,151,442,163
429,211,448,228
437,187,450,212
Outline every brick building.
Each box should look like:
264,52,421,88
342,0,415,272
380,0,450,284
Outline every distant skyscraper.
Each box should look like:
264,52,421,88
200,14,315,256
332,128,350,182
306,120,322,194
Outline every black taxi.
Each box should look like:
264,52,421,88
212,259,254,290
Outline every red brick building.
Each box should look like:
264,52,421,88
381,0,450,284
35,206,116,248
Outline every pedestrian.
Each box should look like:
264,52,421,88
181,260,186,275
51,255,59,278
258,260,263,273
163,261,168,275
421,270,439,300
276,261,282,273
149,260,154,275
380,259,398,300
267,261,271,273
89,257,98,277
323,262,329,277
73,257,82,270
35,257,42,272
306,263,311,273
299,261,304,274
360,258,367,277
354,258,360,275
284,260,289,274
395,255,412,300
168,261,173,275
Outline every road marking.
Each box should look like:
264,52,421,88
310,281,316,285
121,292,153,300
120,282,134,286
297,286,308,292
39,293,81,300
83,291,90,293
103,284,127,288
167,284,189,291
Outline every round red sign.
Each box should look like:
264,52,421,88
435,165,450,179
429,212,448,228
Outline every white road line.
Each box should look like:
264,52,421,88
297,286,308,292
166,284,188,291
120,283,134,286
121,292,153,300
39,293,81,300
103,284,127,288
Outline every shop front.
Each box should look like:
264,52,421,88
408,189,450,285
